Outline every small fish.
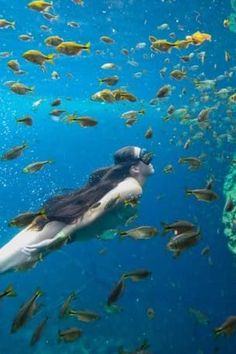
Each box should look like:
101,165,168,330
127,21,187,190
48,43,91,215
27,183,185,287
23,160,54,173
121,109,145,120
67,115,98,127
121,48,129,56
10,83,34,95
27,1,53,12
127,59,139,67
125,118,137,127
107,278,125,306
156,84,172,98
125,214,138,226
180,54,194,62
50,109,66,117
0,19,15,29
135,42,146,49
91,89,115,103
189,308,210,325
170,69,187,80
161,220,196,235
8,210,46,228
157,23,169,30
224,196,234,212
51,70,60,80
73,0,84,6
56,41,90,56
101,62,117,70
98,75,119,86
119,226,158,240
178,156,202,170
1,143,28,160
30,316,48,346
201,246,210,257
113,89,137,102
229,93,236,103
224,51,231,62
19,33,34,41
44,35,63,47
16,116,33,126
183,138,191,149
118,339,150,354
197,107,213,122
167,229,201,256
51,98,61,106
122,269,151,281
186,31,212,45
145,127,153,139
97,229,117,240
42,11,59,21
100,35,114,44
11,289,43,333
68,309,100,322
7,59,21,73
214,316,236,336
186,188,219,202
0,284,16,299
41,24,51,31
150,37,177,53
67,21,80,28
146,307,155,320
0,51,12,58
22,49,55,66
163,164,174,174
58,327,83,342
59,291,77,319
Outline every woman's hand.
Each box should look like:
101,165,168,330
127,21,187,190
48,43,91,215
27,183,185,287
21,229,67,256
22,239,54,256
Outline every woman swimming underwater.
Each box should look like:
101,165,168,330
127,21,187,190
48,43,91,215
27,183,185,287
0,146,154,273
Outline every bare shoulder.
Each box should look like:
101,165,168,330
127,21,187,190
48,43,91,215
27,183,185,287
101,177,142,205
117,177,142,198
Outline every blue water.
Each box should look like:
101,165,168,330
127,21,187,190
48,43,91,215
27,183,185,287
0,0,236,353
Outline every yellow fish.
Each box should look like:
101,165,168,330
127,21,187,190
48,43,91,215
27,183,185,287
56,41,90,56
27,1,53,12
22,50,55,66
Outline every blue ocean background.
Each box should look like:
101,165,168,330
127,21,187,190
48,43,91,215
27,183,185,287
0,0,236,353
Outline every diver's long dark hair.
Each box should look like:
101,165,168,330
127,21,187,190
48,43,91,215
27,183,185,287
34,161,137,229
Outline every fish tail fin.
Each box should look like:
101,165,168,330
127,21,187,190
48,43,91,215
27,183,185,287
98,78,103,85
71,291,77,300
185,189,193,196
118,230,127,238
84,42,91,53
57,330,62,343
36,289,44,298
22,143,29,149
47,53,55,64
11,21,16,29
139,108,146,115
213,328,222,336
30,86,35,92
5,284,17,297
160,222,169,236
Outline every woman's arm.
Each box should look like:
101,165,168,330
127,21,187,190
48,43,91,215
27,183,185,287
23,177,142,254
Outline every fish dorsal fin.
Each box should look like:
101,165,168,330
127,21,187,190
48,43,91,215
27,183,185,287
206,178,214,190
